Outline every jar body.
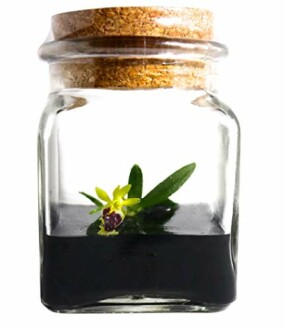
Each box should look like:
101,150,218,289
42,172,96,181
38,87,239,312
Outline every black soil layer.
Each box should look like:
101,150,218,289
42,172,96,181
41,234,236,310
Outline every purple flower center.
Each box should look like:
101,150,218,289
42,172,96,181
102,209,123,231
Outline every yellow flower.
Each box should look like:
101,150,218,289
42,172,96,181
89,184,140,236
95,184,140,214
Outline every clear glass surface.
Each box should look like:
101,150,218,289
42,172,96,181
38,87,239,312
39,88,239,234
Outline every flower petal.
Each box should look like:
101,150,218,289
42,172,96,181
123,198,141,206
95,187,111,202
113,185,121,199
118,184,132,198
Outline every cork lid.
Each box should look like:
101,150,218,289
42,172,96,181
44,7,224,91
52,7,213,41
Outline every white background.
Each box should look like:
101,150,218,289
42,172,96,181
1,0,285,329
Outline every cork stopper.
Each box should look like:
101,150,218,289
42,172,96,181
49,7,215,90
52,7,213,41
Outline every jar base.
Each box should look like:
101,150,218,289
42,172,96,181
42,295,232,313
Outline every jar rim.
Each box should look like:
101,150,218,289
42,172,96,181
39,36,228,63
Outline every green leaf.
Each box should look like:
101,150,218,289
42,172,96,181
89,206,104,214
140,163,196,209
118,215,144,234
79,192,103,207
119,202,177,235
87,218,101,236
139,201,178,225
160,199,177,209
128,164,143,198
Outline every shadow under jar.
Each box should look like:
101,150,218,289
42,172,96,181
38,7,240,313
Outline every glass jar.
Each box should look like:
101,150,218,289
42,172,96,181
38,7,240,313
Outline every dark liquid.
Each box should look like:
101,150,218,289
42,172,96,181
41,234,236,311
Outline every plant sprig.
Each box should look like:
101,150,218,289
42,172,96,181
80,162,196,236
140,163,196,209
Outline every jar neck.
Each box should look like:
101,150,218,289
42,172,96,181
40,37,227,92
49,59,218,91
